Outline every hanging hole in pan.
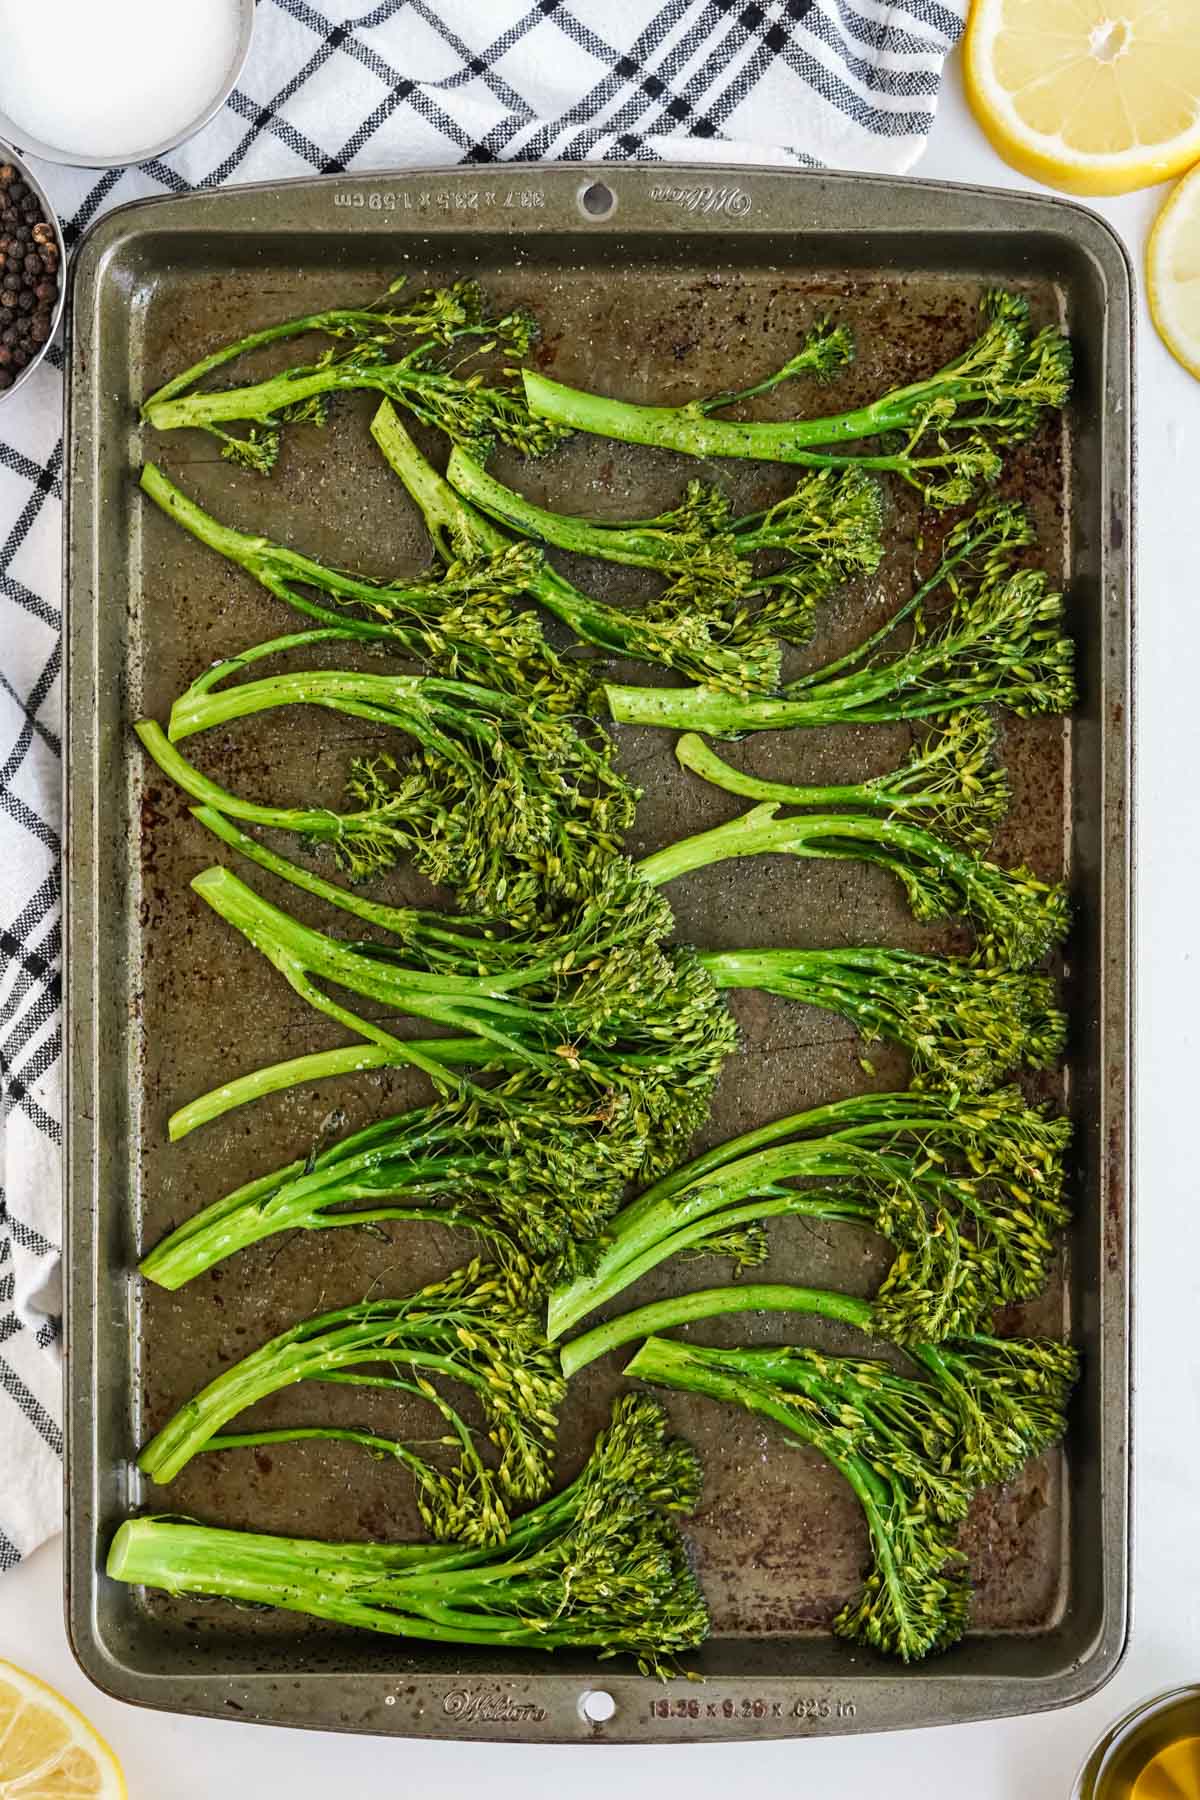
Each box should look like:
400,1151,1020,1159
579,1688,616,1723
579,180,616,220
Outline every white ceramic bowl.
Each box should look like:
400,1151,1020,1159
0,143,67,404
0,0,255,169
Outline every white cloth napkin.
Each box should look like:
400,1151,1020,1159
0,0,967,1568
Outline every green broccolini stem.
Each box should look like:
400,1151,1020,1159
698,945,1065,1089
605,495,1073,732
143,1053,669,1288
141,278,478,410
549,1184,873,1338
444,448,886,650
622,1336,972,1662
444,447,735,573
138,462,580,704
523,369,930,457
371,402,782,694
184,862,738,1140
547,1083,1070,1343
145,620,638,915
561,1282,871,1377
165,1035,508,1143
136,1257,567,1542
637,799,1068,970
139,719,386,845
522,292,1071,508
675,711,1009,852
109,1394,710,1671
141,279,566,465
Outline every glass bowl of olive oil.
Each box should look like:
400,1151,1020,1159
1076,1689,1200,1799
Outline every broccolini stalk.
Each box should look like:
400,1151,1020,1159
143,276,483,408
445,449,885,646
141,631,636,915
162,634,1063,964
699,946,1066,1092
677,710,1009,852
606,500,1074,735
628,1331,1076,1657
525,292,1071,508
142,278,568,469
569,1284,1079,1473
139,1071,659,1291
139,462,591,709
111,1395,709,1673
195,787,1062,1097
166,1033,515,1143
138,1257,564,1544
639,800,1069,971
372,402,781,694
160,788,1062,1140
625,1335,971,1662
186,860,738,1143
548,1085,1071,1345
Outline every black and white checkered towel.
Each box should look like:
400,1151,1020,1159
0,0,967,1570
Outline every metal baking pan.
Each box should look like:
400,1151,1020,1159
64,164,1133,1742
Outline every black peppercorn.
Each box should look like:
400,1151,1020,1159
0,159,60,392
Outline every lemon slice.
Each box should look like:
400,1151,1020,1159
0,1659,125,1799
965,0,1200,196
1149,159,1200,378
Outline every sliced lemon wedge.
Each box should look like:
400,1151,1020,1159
1149,158,1200,379
965,0,1200,196
0,1659,125,1799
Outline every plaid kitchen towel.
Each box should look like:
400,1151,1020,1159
0,0,967,1567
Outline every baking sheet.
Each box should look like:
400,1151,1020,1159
64,164,1132,1740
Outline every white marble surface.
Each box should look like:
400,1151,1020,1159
5,53,1198,1797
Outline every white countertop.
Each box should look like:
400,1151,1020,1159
5,53,1197,1798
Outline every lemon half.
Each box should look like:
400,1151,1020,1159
1149,159,1200,379
0,1659,125,1800
966,0,1200,196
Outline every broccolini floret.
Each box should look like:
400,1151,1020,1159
446,448,885,647
548,1084,1072,1345
137,1256,564,1545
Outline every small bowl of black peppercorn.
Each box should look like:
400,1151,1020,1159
0,142,65,403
